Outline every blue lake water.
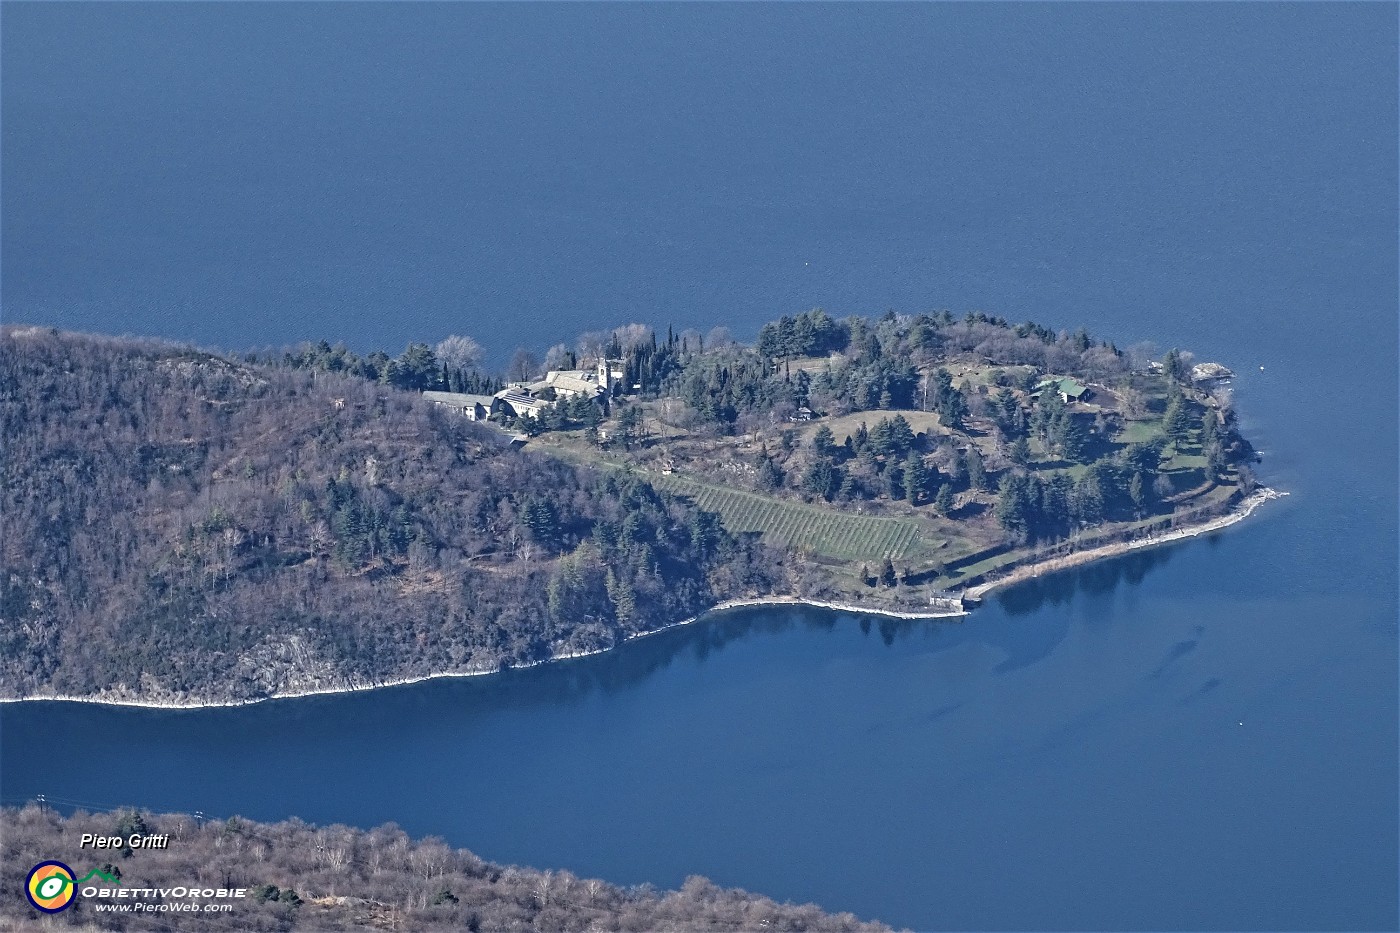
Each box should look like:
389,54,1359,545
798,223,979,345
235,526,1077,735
2,4,1396,930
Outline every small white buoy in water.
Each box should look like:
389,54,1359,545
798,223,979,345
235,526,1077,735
1238,721,1244,726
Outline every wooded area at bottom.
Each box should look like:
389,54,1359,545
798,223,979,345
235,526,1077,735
2,805,895,932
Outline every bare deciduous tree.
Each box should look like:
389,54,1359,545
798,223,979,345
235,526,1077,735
434,335,484,372
575,331,607,364
611,323,653,349
543,343,572,371
705,325,735,350
507,348,540,382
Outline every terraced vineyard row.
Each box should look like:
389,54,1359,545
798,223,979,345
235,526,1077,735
650,473,937,562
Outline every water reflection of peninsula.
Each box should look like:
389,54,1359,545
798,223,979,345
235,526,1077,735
292,546,1180,725
373,551,1173,719
994,546,1174,617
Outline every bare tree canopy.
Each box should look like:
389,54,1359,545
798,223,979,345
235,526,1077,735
507,348,541,382
434,334,484,371
575,331,607,364
705,326,736,350
612,323,654,349
543,343,572,371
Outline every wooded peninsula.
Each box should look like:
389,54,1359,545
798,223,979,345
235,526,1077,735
0,310,1262,705
2,804,892,932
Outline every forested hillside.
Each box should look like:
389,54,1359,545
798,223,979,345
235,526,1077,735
0,328,780,703
2,805,893,932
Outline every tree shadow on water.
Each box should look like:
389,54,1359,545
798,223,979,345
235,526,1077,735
985,608,1073,676
506,606,852,705
981,547,1176,676
994,546,1174,618
83,606,947,748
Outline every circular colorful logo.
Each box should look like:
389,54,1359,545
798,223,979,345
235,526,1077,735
26,861,76,913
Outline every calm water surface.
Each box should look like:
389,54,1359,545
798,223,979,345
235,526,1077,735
3,529,1395,930
2,4,1396,930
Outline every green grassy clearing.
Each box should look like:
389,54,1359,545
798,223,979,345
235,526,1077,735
929,363,1038,389
1163,452,1207,471
802,409,949,446
1117,419,1165,444
787,354,845,375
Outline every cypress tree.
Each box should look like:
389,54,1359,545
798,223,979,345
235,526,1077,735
935,483,955,516
995,474,1029,532
966,446,988,490
1129,472,1147,514
1164,391,1192,444
904,453,927,504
